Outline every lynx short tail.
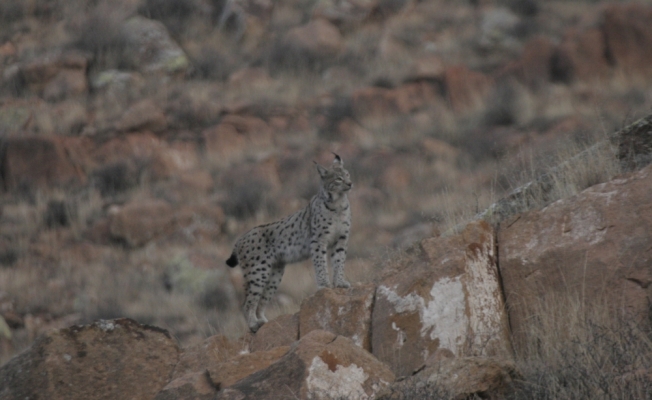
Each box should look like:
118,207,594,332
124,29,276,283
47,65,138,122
226,253,238,268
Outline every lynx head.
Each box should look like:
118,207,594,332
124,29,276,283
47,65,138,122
316,154,352,194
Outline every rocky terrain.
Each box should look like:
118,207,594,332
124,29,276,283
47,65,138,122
1,0,652,398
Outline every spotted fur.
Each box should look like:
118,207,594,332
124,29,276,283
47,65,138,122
227,154,352,332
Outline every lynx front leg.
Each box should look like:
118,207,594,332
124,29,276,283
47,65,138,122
331,235,350,288
310,240,331,289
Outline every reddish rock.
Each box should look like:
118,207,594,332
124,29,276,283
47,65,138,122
217,330,395,400
114,99,167,133
498,164,652,351
299,285,375,351
283,19,343,58
503,35,556,89
203,115,274,167
604,3,652,77
373,221,512,377
0,319,179,400
155,371,217,400
555,28,610,82
1,136,86,191
250,313,299,352
173,334,250,379
443,65,493,113
20,51,88,99
377,357,518,400
394,81,441,114
208,346,290,388
108,199,175,247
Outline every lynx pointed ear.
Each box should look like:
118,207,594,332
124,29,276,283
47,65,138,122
315,161,328,178
332,152,343,166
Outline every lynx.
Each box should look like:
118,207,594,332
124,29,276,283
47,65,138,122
226,154,352,332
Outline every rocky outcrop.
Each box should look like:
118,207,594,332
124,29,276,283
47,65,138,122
373,220,512,377
499,163,652,350
377,357,519,400
0,319,179,400
217,330,394,400
249,313,299,352
299,284,375,350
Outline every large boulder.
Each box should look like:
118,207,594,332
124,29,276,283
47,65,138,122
172,334,250,380
217,330,395,399
283,19,343,59
299,285,375,351
372,221,512,377
202,114,274,167
498,164,652,350
0,318,179,400
207,345,290,388
249,313,299,352
376,357,518,400
121,16,189,74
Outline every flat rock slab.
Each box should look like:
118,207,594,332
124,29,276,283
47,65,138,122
0,318,179,400
499,164,652,350
373,221,512,377
217,330,395,400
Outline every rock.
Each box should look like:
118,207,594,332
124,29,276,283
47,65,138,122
217,330,395,400
299,285,375,351
122,16,189,74
1,136,86,191
502,35,555,89
19,51,89,100
498,164,652,351
351,82,440,128
208,346,290,388
203,115,273,167
155,371,217,400
377,357,518,400
443,65,493,113
312,0,378,25
283,19,343,59
108,199,175,247
227,67,274,90
408,55,446,81
0,318,179,400
43,69,88,102
173,334,250,379
603,3,652,77
554,28,610,82
250,313,299,352
373,221,512,377
114,99,167,133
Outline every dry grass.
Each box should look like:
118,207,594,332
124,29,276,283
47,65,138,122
508,293,652,399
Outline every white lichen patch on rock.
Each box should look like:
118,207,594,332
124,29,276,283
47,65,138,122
306,356,370,399
464,233,512,357
378,277,468,354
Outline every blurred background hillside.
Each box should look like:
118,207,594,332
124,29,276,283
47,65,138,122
1,0,652,364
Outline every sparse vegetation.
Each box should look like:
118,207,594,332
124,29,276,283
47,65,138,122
1,5,652,398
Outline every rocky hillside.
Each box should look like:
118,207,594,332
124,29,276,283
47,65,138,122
1,159,651,398
1,0,652,383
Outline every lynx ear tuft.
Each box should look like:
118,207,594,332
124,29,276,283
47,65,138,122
332,152,343,166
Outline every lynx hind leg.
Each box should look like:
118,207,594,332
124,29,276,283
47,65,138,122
256,263,285,324
242,262,270,333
